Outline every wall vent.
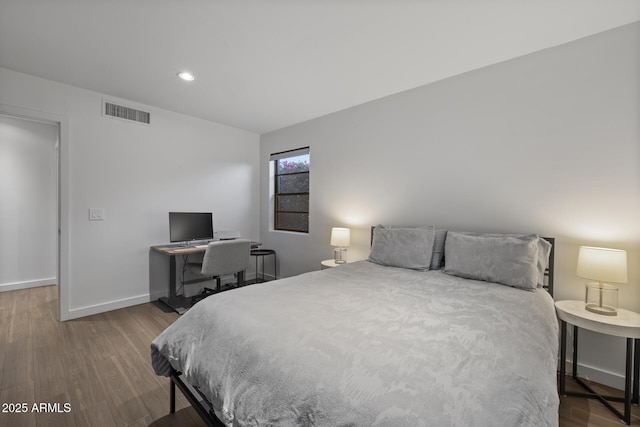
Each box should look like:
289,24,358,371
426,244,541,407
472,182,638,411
103,101,150,124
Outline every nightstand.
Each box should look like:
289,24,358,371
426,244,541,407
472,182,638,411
555,300,640,425
321,259,353,269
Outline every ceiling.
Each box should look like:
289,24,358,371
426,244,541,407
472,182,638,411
1,1,639,134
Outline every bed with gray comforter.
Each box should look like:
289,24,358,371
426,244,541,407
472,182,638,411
151,233,559,427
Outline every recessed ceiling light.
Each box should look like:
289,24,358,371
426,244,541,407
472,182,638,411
177,71,196,81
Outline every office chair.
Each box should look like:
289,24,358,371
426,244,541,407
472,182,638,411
187,239,251,301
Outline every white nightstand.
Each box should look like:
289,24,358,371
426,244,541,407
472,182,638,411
321,259,353,269
555,300,640,425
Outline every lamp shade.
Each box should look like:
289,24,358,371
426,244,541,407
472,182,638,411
576,246,628,283
330,227,351,247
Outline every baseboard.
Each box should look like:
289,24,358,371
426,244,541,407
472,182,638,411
67,293,150,320
67,272,271,320
562,360,626,391
0,278,56,292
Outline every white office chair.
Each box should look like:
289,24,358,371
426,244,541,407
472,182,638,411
186,239,251,297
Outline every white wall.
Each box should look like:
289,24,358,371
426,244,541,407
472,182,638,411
0,115,57,290
0,68,260,319
260,22,640,389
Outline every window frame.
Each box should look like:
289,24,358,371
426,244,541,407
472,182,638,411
271,147,310,233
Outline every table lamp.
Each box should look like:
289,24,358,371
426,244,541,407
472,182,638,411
576,246,627,316
331,227,350,264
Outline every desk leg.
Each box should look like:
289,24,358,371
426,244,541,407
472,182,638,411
159,254,190,315
634,339,639,404
559,320,567,395
168,254,177,300
572,325,578,378
625,338,632,423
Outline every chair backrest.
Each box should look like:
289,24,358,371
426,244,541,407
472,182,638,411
201,239,251,277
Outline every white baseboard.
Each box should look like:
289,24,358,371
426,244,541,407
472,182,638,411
0,278,56,292
67,293,150,320
65,272,273,320
562,360,626,391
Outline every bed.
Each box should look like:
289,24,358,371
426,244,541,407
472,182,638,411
151,227,559,426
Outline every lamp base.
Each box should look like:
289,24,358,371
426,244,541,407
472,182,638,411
333,247,347,264
584,282,618,316
585,303,617,316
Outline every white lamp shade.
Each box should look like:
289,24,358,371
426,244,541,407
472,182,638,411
576,246,628,283
330,227,351,247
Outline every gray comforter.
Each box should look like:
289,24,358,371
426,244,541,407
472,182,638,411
151,260,559,426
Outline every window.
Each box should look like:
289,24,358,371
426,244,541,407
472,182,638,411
271,147,310,233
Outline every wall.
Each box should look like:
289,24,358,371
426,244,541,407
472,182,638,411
0,115,57,290
0,68,260,319
260,22,640,389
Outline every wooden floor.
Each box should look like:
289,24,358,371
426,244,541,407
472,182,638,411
0,285,638,426
0,285,204,427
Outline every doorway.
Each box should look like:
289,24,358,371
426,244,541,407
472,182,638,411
0,110,63,318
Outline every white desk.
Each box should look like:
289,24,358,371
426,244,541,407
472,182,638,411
556,300,640,425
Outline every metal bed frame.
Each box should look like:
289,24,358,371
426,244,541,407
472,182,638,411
169,367,225,426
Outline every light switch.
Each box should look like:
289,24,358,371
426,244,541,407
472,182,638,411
89,208,105,221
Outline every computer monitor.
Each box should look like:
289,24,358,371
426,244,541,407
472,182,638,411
169,212,214,243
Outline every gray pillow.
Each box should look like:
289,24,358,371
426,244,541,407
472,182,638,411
443,232,541,290
368,225,435,270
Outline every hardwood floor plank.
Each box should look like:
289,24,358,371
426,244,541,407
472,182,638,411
96,355,151,426
32,345,68,403
31,391,76,427
0,307,11,347
0,287,13,310
2,338,34,390
30,308,66,351
72,400,117,427
7,309,31,347
140,384,192,422
60,350,109,412
148,406,207,427
126,414,154,427
112,331,167,394
0,382,36,427
7,289,31,340
0,318,6,386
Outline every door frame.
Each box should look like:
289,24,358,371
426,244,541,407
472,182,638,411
0,104,69,320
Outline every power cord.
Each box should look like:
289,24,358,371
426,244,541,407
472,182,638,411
177,254,190,296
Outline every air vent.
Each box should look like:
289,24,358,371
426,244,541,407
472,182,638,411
103,101,150,124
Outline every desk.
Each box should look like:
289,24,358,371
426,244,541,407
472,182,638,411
151,241,260,314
